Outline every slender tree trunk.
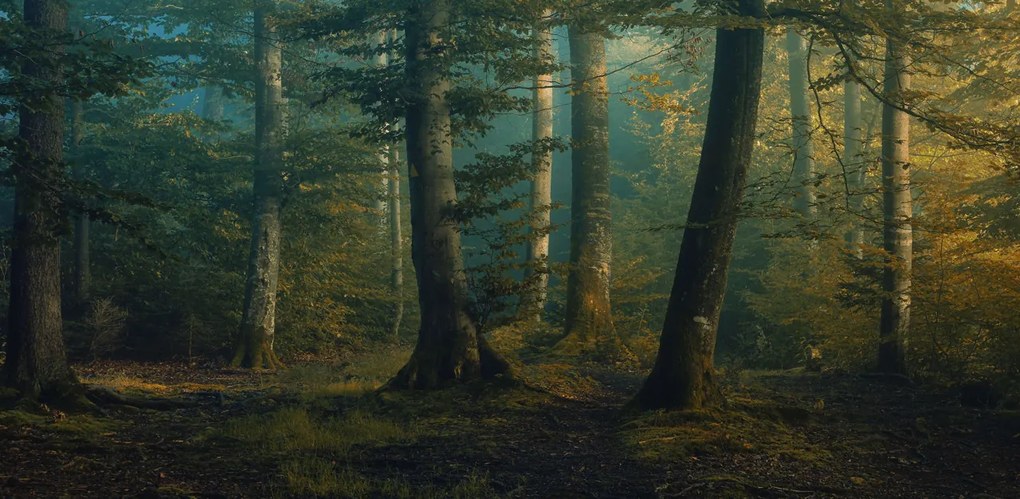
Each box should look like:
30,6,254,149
559,26,620,356
522,13,554,323
843,72,865,258
70,100,91,308
375,31,391,215
388,122,404,340
632,0,765,411
390,0,509,389
386,29,404,340
878,1,912,375
233,1,285,369
203,85,225,122
6,0,83,404
786,28,816,218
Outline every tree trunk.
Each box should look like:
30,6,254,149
522,13,554,324
203,85,225,122
233,2,285,370
786,28,816,218
389,0,509,389
878,1,912,375
388,122,404,340
375,31,391,215
5,0,83,404
843,71,865,258
70,100,91,308
632,0,765,411
559,25,620,357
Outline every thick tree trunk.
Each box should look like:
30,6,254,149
203,85,225,122
559,26,620,356
70,100,91,307
5,0,83,403
388,123,404,339
390,0,509,389
233,2,285,370
632,0,765,411
878,3,912,375
843,73,865,258
786,28,816,218
522,14,554,324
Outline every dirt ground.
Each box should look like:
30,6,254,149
0,354,1017,498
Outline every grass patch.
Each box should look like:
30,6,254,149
280,457,496,498
620,396,832,464
0,409,116,439
219,406,415,455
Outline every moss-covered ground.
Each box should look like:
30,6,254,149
0,346,1017,497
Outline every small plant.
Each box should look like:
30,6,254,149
85,297,129,361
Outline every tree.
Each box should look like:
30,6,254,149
632,0,766,410
389,0,510,388
233,0,286,369
786,28,816,218
559,23,620,356
387,30,404,340
522,10,555,324
843,61,865,258
5,0,83,403
387,126,404,339
877,0,912,375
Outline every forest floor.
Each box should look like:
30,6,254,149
0,345,1018,498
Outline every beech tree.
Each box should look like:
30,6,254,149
877,0,912,375
233,0,286,369
843,62,865,258
522,11,555,324
559,23,619,356
389,0,511,388
633,0,765,410
786,28,816,218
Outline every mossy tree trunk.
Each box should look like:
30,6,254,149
389,0,509,389
559,25,619,356
522,13,554,324
5,0,83,404
878,0,912,375
233,1,285,370
632,0,765,411
786,28,816,218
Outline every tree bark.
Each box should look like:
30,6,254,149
70,100,91,308
389,0,509,389
388,124,404,340
522,13,554,324
5,0,83,403
843,70,865,258
375,31,391,216
878,0,912,375
233,1,285,370
632,0,765,411
559,25,619,356
786,28,816,218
